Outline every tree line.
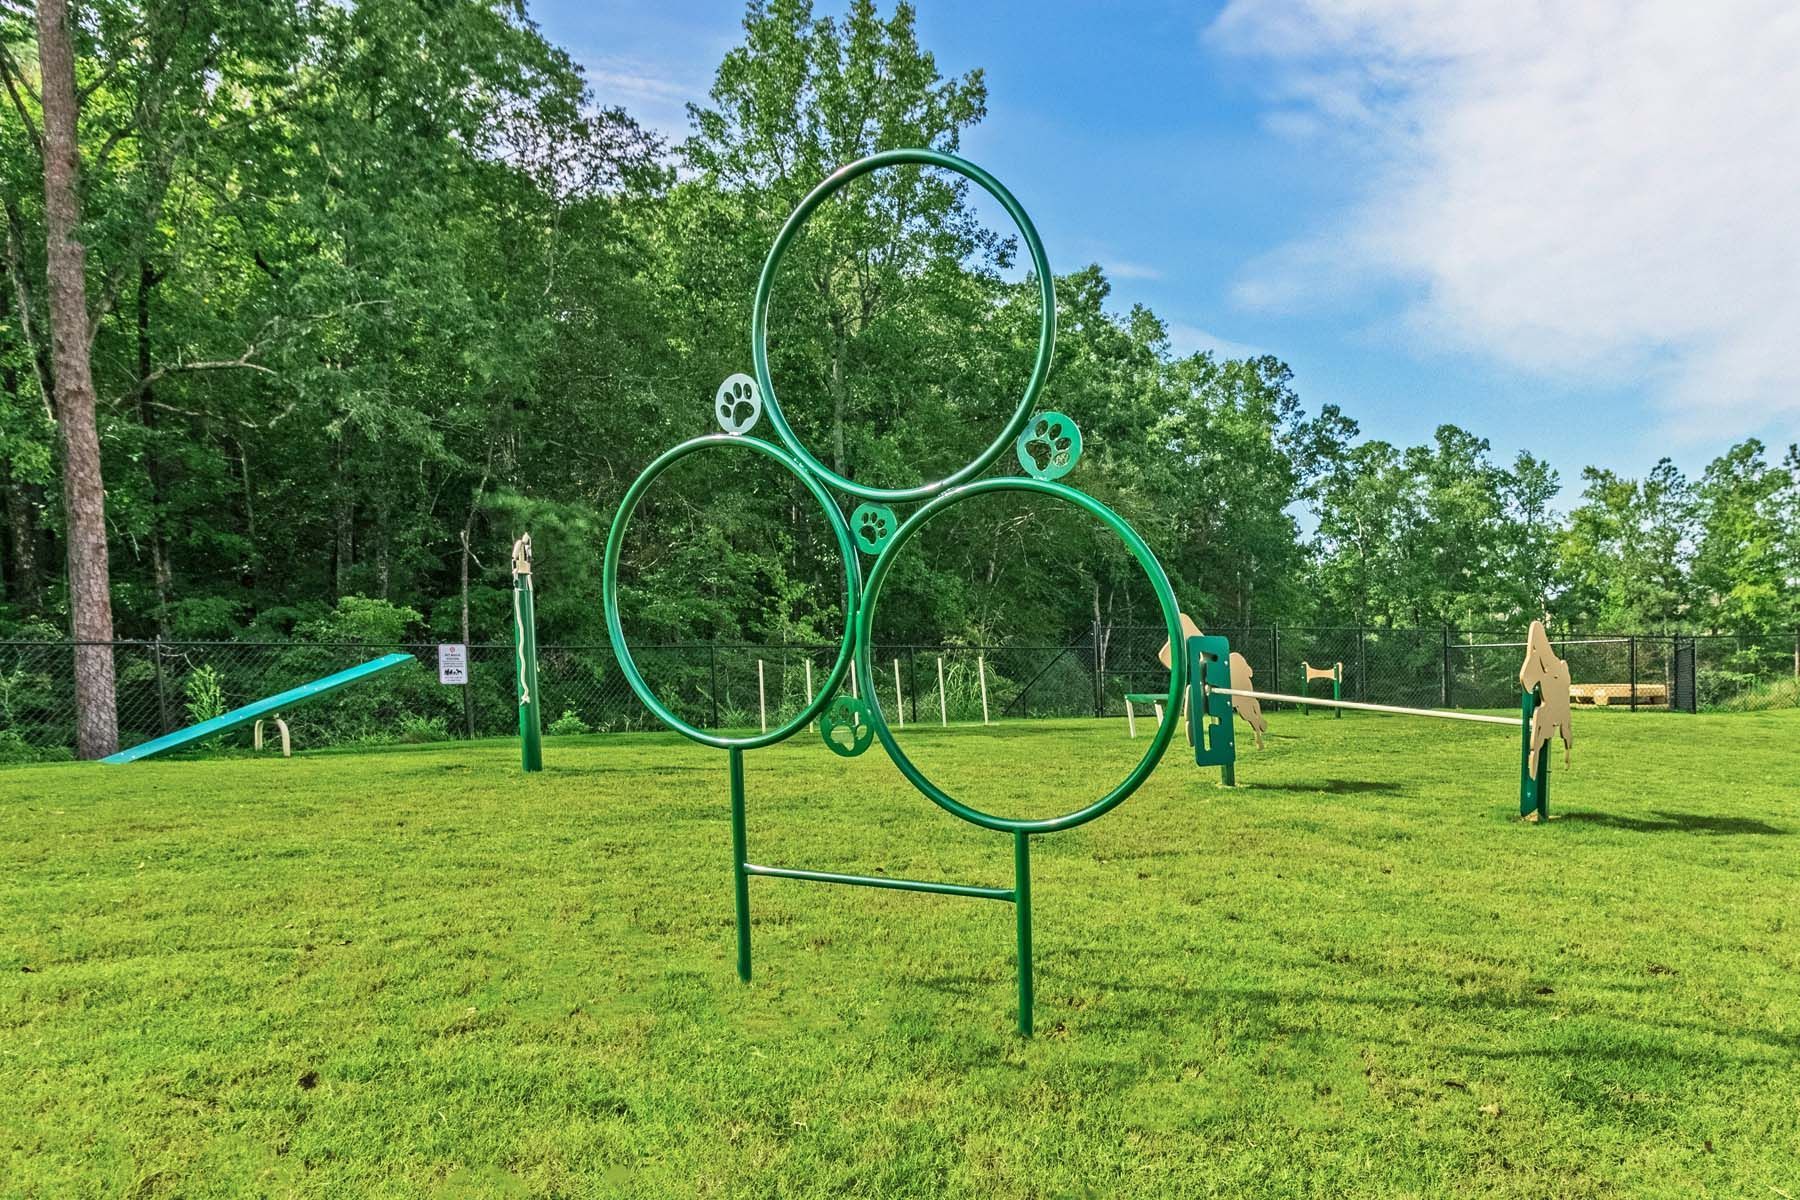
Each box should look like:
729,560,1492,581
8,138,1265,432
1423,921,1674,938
2,0,1796,756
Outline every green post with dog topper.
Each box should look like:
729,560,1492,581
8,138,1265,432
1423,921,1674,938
513,534,544,773
603,149,1188,1036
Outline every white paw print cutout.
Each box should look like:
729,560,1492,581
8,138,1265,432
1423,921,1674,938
715,373,762,435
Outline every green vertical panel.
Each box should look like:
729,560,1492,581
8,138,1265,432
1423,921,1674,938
1189,634,1237,783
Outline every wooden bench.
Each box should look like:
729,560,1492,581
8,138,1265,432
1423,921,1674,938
1569,683,1666,707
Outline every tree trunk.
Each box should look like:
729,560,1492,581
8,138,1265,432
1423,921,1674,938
38,0,118,758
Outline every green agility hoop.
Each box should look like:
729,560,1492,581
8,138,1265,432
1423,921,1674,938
609,152,1189,1036
602,433,861,751
750,148,1057,503
855,477,1186,834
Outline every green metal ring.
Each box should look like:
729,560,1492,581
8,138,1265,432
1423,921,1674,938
603,434,861,751
751,148,1057,503
854,478,1186,834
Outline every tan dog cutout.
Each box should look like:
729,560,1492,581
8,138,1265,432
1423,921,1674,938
1157,612,1265,749
1518,620,1572,778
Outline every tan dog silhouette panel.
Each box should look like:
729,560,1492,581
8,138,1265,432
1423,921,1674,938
1157,612,1266,749
1226,650,1267,749
1518,620,1572,778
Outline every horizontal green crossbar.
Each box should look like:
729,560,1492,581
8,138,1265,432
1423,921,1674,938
743,862,1015,902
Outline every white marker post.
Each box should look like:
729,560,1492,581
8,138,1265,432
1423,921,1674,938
978,654,990,725
757,659,767,733
937,656,948,726
850,659,859,699
893,658,905,728
804,659,813,705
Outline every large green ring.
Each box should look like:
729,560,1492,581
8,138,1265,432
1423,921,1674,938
603,434,861,750
751,148,1057,503
854,478,1186,833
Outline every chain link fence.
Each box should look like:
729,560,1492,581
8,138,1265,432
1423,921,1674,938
3,625,1796,760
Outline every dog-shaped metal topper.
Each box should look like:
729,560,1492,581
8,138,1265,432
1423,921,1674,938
1518,620,1572,778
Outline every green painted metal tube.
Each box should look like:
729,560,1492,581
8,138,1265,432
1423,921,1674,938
854,476,1186,834
730,748,751,980
752,149,1055,504
743,862,1014,903
1518,688,1549,820
603,434,861,752
1014,831,1033,1037
514,564,543,773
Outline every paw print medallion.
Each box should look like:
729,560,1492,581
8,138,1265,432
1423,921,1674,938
714,373,762,435
851,502,897,555
820,695,875,757
1014,411,1082,481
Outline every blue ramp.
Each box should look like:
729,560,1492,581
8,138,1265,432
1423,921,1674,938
102,652,417,764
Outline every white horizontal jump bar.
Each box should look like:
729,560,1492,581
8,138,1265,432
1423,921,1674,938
1210,687,1519,727
1457,638,1632,649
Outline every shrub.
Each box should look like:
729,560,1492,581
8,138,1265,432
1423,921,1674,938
547,708,591,736
0,729,72,765
397,714,450,744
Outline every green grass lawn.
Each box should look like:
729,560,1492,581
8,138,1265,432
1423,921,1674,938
4,709,1798,1198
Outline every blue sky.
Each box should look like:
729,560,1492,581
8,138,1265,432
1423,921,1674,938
536,1,1800,497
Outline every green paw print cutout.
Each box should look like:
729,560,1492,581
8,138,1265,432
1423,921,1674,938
1014,411,1081,480
714,373,762,435
851,502,896,555
819,695,874,757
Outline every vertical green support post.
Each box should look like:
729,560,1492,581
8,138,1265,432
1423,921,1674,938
1519,687,1548,820
512,534,543,772
1332,663,1342,719
1013,830,1033,1037
1189,635,1238,786
729,747,752,981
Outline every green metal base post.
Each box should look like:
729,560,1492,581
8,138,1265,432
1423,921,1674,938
1332,675,1341,719
514,572,543,773
1013,831,1033,1037
1519,688,1549,820
730,748,751,980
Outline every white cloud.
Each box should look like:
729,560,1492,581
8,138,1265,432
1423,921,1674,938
584,55,705,144
1210,0,1800,445
1167,322,1263,361
1098,256,1164,281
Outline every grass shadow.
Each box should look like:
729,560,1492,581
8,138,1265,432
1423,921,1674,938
1243,778,1406,797
1562,810,1791,836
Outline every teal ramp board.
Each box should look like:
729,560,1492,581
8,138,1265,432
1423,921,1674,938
101,652,416,765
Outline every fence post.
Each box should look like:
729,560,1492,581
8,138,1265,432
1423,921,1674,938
757,659,767,733
979,653,990,725
463,654,475,738
908,648,918,726
709,643,720,730
1270,623,1280,707
1793,627,1798,679
893,657,905,728
1441,627,1452,708
1357,626,1367,701
152,637,171,735
1629,635,1638,712
1091,620,1103,718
